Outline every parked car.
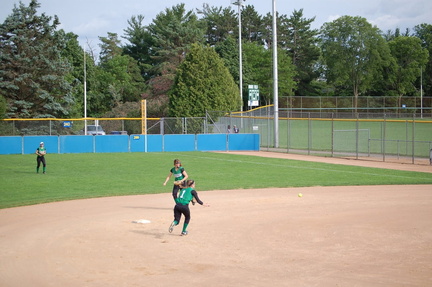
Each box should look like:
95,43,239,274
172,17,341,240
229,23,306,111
83,125,106,135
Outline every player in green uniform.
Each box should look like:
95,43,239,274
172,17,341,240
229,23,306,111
35,142,47,174
168,180,209,236
163,159,189,200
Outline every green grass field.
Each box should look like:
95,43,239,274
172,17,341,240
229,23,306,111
1,151,431,209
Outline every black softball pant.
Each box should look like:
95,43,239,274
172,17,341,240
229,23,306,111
37,156,46,168
174,203,191,224
172,181,185,199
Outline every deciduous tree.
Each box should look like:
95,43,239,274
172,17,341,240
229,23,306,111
413,24,432,98
320,16,392,110
387,36,428,106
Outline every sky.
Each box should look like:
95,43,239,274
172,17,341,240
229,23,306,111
1,0,431,54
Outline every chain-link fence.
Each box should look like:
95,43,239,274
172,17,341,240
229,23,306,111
215,109,432,164
2,96,432,164
280,96,432,119
0,117,215,136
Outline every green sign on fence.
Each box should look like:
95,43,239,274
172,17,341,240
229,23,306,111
248,85,259,107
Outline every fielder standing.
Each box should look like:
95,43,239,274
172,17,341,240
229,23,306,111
35,142,47,174
163,159,188,200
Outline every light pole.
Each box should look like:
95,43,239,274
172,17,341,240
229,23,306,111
83,47,88,135
231,0,245,113
272,0,279,148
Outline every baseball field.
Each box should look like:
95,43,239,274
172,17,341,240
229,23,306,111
0,151,431,286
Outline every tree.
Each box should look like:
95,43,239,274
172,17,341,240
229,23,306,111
148,4,204,69
99,32,123,63
320,16,392,110
242,42,297,105
413,24,432,98
169,43,240,118
215,37,240,88
0,95,6,119
141,4,205,116
261,12,285,49
90,54,146,116
197,4,237,46
82,32,146,116
122,15,156,81
241,5,264,43
282,9,321,97
387,36,429,105
0,0,73,118
59,31,98,118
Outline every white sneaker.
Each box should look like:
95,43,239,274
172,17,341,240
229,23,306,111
169,222,176,233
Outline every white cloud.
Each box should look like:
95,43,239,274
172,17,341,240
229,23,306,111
1,0,431,45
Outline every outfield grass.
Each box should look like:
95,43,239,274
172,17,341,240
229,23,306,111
1,151,431,209
257,118,432,157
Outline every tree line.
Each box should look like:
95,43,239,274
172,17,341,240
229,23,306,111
0,0,430,119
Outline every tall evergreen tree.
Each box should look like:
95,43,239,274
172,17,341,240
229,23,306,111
282,9,320,97
148,4,204,69
144,4,205,113
241,5,264,43
99,32,123,63
0,0,73,118
169,43,240,117
0,95,6,119
197,4,237,46
122,15,156,81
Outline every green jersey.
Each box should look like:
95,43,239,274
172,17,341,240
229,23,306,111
176,187,195,205
37,147,46,156
170,167,185,181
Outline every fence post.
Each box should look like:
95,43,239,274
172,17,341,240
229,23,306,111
308,113,311,155
383,115,386,162
331,113,334,157
412,115,415,164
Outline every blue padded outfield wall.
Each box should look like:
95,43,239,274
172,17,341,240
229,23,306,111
0,134,260,155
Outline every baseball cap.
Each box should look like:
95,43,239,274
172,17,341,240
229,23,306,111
40,142,44,145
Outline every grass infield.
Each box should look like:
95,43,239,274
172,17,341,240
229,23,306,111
1,151,431,209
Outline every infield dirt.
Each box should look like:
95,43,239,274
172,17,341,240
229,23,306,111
1,151,431,287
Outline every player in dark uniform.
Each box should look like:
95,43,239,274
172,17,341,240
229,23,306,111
35,142,47,174
168,180,209,236
163,159,189,200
